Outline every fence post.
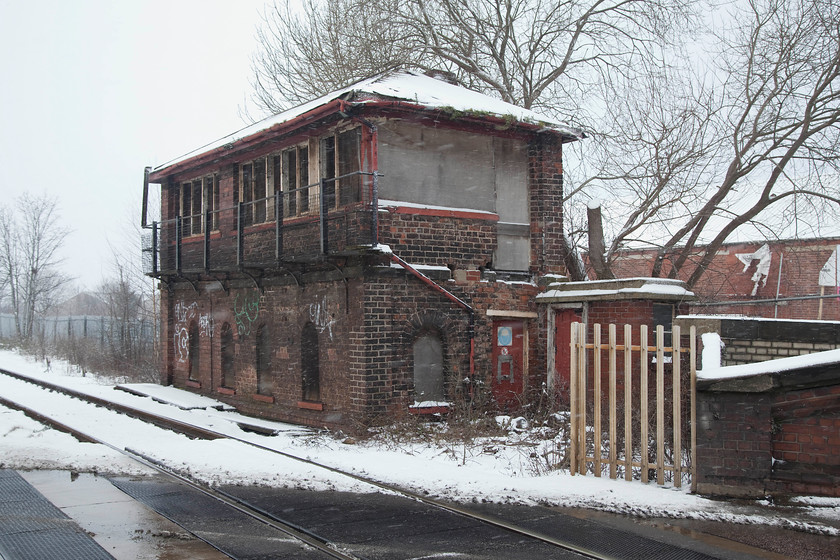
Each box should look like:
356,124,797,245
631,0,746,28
673,324,682,488
640,324,649,483
656,325,665,485
593,324,602,477
608,324,617,480
624,324,633,481
570,322,578,476
577,322,587,475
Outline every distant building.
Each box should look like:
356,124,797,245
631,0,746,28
47,292,108,317
608,238,840,321
143,70,585,428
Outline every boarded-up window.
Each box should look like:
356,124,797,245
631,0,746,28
413,334,444,402
301,322,320,402
256,324,273,395
188,321,200,381
220,323,234,388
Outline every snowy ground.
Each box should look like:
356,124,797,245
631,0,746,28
1,349,839,537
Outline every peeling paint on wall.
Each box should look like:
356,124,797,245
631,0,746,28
819,245,840,289
736,244,772,296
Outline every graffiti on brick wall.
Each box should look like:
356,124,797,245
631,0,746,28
234,292,260,336
173,300,214,363
736,244,772,296
309,295,337,339
173,301,197,363
175,301,197,324
199,313,214,337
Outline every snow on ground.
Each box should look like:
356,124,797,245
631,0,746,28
1,349,838,535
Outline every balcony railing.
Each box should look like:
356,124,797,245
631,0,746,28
143,171,380,277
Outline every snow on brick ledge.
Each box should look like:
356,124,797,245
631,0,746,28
536,277,696,303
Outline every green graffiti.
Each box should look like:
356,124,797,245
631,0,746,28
233,293,260,336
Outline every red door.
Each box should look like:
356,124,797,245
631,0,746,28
554,309,582,398
491,320,525,410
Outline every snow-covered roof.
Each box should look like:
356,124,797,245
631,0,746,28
536,277,696,303
153,70,584,174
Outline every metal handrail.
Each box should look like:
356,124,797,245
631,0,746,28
144,170,382,277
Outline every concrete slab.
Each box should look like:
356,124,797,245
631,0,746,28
0,469,113,560
20,470,229,560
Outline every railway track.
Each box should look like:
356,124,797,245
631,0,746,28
0,367,729,560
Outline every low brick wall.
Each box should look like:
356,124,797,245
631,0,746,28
675,316,840,367
695,358,840,498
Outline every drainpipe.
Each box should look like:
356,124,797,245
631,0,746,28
389,253,476,395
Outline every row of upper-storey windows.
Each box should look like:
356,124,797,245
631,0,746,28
175,127,362,236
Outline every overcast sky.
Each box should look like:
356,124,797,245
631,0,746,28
0,0,269,290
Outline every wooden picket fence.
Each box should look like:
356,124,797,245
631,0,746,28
569,323,697,489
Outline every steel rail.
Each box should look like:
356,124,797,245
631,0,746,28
0,372,364,560
0,367,614,560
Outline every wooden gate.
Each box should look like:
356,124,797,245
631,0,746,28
569,323,697,489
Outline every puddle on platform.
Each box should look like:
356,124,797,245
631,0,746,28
20,470,229,560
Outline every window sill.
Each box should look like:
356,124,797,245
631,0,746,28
408,403,451,415
252,393,275,404
217,387,236,396
181,231,222,242
185,379,201,389
297,401,324,411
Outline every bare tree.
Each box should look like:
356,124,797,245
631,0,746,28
250,0,839,289
658,0,840,288
249,0,696,121
0,194,71,343
582,0,840,286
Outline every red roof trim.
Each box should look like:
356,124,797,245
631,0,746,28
387,204,499,222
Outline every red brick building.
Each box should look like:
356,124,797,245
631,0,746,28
609,238,840,321
142,71,584,428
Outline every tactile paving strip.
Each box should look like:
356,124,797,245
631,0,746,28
0,469,114,560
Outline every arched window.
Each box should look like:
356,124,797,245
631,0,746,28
220,323,234,388
256,324,273,395
413,333,444,402
188,321,200,382
301,322,320,402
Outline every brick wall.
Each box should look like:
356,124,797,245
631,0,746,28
162,274,368,428
160,256,547,429
378,210,497,270
528,135,566,275
696,362,840,498
695,391,773,497
610,238,840,321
